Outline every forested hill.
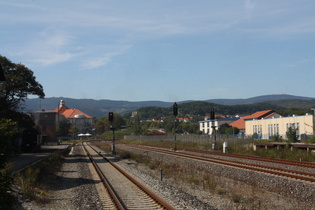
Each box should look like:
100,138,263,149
135,102,281,120
24,94,315,118
137,99,315,120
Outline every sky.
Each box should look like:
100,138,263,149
1,0,315,102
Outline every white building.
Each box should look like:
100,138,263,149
245,114,315,140
199,118,239,134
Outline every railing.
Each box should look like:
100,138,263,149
124,134,252,148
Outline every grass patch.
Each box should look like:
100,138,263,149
14,147,69,203
217,188,227,196
0,163,15,209
121,138,315,162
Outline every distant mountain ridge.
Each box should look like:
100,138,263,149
206,94,314,105
24,94,315,118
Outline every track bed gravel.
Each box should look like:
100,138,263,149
15,143,315,209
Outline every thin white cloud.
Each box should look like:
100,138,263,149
16,29,78,67
81,45,131,70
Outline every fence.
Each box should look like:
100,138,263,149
124,134,253,149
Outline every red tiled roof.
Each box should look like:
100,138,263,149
62,108,92,119
230,110,276,130
50,105,93,119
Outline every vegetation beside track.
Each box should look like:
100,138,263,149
117,139,315,162
92,141,268,208
92,140,315,208
13,146,71,204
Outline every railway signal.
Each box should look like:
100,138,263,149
173,102,178,116
109,112,114,122
108,112,116,155
210,107,217,150
173,102,178,151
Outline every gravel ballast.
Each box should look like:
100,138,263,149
15,143,315,209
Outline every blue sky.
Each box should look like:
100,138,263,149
1,0,315,102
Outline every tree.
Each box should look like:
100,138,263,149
95,113,126,134
131,114,143,135
57,119,71,136
0,55,45,126
286,127,299,142
0,119,17,208
217,123,239,136
0,55,44,208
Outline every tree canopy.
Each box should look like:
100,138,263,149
0,55,45,126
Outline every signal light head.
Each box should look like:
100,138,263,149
109,112,114,122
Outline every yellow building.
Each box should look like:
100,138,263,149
245,114,315,140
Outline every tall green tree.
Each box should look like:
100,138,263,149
0,55,45,126
0,55,44,208
132,114,143,135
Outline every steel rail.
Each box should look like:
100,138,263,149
124,143,315,169
82,142,125,210
124,144,315,183
87,142,175,210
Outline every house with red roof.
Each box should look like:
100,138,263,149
32,100,94,145
230,110,282,135
52,100,94,133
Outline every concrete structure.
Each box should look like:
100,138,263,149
245,114,315,140
199,118,239,134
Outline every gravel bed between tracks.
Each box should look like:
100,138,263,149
117,144,315,209
15,143,315,209
15,144,103,210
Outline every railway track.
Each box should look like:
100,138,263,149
82,142,175,210
120,144,315,183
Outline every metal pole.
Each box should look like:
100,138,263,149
111,124,116,155
174,116,177,151
173,102,178,151
214,124,217,149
